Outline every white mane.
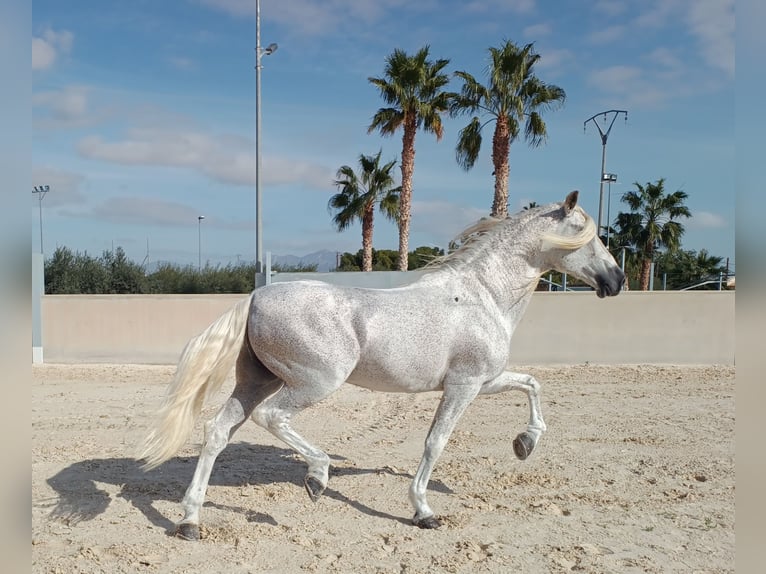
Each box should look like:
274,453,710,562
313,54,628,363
540,206,597,249
428,203,596,271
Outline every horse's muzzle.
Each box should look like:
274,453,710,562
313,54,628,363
596,270,625,298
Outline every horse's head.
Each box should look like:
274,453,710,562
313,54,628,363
540,191,625,297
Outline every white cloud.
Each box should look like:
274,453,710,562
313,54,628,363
587,24,625,45
465,0,535,14
587,65,672,108
585,0,733,109
32,28,73,71
61,194,260,232
91,197,208,227
197,0,395,35
33,85,89,120
686,0,734,78
629,0,733,78
265,156,335,189
32,38,56,70
411,200,487,244
167,56,196,71
589,65,641,85
633,1,678,28
647,47,683,71
535,48,575,74
592,0,628,17
77,127,334,189
688,211,727,229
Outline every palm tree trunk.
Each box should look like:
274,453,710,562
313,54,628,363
398,115,417,271
639,256,652,291
491,116,511,217
361,206,374,272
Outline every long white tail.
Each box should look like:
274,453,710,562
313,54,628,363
139,294,254,470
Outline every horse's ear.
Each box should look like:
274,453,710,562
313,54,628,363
563,190,579,215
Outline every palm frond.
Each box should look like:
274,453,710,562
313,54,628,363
456,117,483,171
368,108,404,136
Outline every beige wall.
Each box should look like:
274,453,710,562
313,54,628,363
41,291,735,365
41,294,247,364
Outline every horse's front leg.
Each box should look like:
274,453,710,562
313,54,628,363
479,371,547,460
410,385,480,529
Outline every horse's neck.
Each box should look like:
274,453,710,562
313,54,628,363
426,234,543,324
471,248,542,321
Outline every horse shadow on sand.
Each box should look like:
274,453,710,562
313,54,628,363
44,443,454,535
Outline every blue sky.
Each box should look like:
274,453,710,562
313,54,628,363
32,0,734,270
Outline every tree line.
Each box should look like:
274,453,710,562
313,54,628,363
42,245,444,294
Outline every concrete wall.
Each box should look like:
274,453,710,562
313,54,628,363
41,290,734,365
41,294,247,364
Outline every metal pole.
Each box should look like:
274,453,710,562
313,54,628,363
255,0,278,281
606,180,611,248
198,215,205,270
255,0,263,275
38,195,44,254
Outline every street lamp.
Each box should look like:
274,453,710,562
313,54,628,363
32,185,50,254
584,110,628,239
198,215,205,270
255,0,278,279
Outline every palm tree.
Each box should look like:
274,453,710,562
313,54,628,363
613,178,691,290
450,40,566,218
523,201,539,210
328,150,401,272
368,46,453,271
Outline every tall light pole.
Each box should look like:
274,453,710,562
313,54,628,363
198,215,205,270
584,110,627,239
255,0,278,276
32,185,50,254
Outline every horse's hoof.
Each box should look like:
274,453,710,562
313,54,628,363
175,523,200,541
513,432,535,460
304,475,325,502
413,515,442,529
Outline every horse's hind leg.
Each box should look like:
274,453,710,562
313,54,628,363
479,370,547,460
176,342,282,541
251,378,343,502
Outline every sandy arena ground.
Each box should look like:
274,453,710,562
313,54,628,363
32,363,734,573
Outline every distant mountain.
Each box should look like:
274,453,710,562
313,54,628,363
273,249,339,272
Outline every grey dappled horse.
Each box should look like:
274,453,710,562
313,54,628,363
140,191,624,539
